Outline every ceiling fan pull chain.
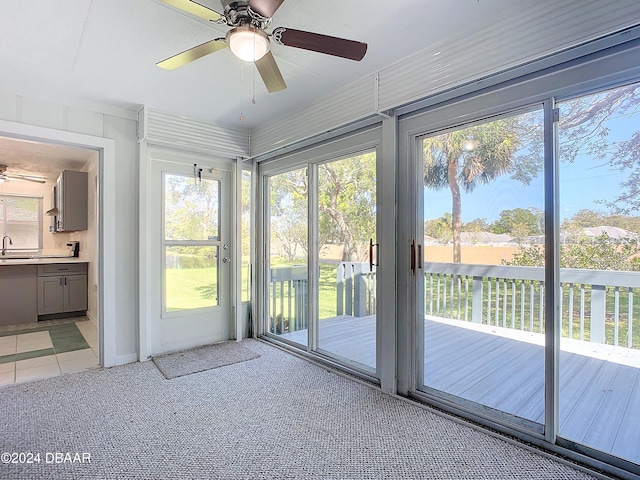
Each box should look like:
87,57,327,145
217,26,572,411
252,33,257,104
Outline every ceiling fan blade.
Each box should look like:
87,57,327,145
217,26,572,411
157,39,226,70
160,0,222,21
249,0,284,18
255,51,286,93
273,28,367,61
4,174,46,184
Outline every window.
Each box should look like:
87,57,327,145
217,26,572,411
0,194,43,252
163,173,221,313
418,107,545,428
241,169,252,302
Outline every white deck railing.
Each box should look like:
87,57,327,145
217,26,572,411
336,262,376,318
269,265,307,334
269,262,640,349
424,262,639,348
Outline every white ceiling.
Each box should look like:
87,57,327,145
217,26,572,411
0,0,512,130
0,137,96,181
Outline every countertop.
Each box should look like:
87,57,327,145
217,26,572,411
0,256,87,266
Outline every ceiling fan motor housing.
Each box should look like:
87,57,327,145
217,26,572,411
222,1,270,28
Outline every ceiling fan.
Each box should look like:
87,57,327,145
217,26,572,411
157,0,368,92
0,165,46,184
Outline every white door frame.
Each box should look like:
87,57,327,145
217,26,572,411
0,119,116,367
139,146,235,358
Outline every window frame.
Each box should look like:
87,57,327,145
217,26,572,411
0,193,44,253
161,171,223,318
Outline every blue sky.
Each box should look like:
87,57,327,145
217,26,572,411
425,161,629,223
425,100,639,223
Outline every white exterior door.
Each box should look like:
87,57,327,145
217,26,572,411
147,156,231,355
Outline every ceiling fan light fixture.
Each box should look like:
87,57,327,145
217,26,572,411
227,26,270,62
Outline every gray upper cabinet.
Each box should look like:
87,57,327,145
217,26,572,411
55,170,88,232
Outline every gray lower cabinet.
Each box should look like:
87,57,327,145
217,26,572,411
37,263,88,315
0,265,38,326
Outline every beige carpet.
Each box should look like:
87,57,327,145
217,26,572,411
0,339,604,479
152,341,260,379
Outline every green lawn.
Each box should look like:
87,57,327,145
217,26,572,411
269,258,339,319
165,266,218,311
165,256,341,317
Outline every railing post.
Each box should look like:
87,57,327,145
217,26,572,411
472,276,483,323
336,263,345,316
353,263,367,317
345,264,353,316
590,285,606,343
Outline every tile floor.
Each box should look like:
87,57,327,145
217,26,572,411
0,318,99,387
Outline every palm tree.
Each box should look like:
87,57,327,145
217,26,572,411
423,119,521,263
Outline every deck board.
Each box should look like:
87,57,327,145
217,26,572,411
583,363,639,454
276,314,640,465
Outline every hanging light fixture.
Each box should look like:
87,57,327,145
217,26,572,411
226,25,270,62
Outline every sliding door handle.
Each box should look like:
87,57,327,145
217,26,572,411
418,244,422,270
411,239,416,276
369,238,379,271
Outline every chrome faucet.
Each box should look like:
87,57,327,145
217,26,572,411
2,236,12,255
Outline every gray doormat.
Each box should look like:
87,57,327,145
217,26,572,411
152,341,260,379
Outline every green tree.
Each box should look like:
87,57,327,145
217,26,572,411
425,213,453,244
490,207,543,237
318,153,376,261
504,233,640,271
561,209,640,236
423,116,537,262
164,174,220,255
270,169,308,261
464,217,490,232
270,153,376,262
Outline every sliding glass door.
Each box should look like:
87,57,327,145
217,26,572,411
261,129,381,376
266,167,309,346
557,82,640,464
316,152,377,372
405,77,640,472
418,107,546,428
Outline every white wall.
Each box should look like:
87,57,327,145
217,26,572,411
0,92,139,366
71,154,100,324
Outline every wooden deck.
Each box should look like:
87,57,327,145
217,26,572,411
277,315,640,465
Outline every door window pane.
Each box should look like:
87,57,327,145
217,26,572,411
164,174,219,241
268,168,308,345
165,245,219,311
558,82,640,464
317,152,376,370
163,173,221,314
420,108,545,428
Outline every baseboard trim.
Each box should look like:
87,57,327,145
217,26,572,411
85,311,99,328
115,353,138,366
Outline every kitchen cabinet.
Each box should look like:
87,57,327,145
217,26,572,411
51,170,88,232
37,263,87,315
0,265,38,326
